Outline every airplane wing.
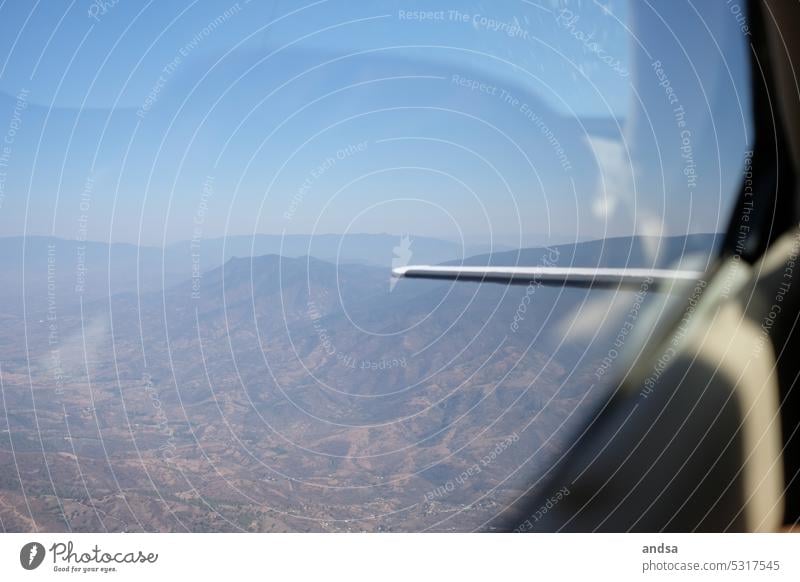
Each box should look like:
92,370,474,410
391,265,705,289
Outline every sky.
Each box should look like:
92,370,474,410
0,0,751,248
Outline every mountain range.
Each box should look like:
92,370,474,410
0,232,718,532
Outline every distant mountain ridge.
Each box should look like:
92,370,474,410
453,233,721,270
165,233,507,268
0,232,721,317
0,233,494,315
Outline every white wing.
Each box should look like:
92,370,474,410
391,265,704,288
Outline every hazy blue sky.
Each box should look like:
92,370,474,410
0,0,750,247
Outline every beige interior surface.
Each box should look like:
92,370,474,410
680,229,800,530
532,228,799,532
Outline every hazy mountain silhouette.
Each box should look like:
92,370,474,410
455,233,721,269
0,233,502,316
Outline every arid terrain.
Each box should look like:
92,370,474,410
0,234,715,531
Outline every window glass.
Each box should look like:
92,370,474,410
0,0,751,531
